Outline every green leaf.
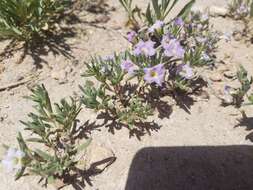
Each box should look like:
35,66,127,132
146,4,153,24
26,138,45,143
15,166,26,181
76,138,92,153
152,0,161,19
177,0,195,19
47,176,56,184
35,149,54,161
250,1,253,17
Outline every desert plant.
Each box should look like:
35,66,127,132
222,65,253,107
119,0,195,29
228,0,253,19
80,0,219,131
0,0,71,41
0,85,91,187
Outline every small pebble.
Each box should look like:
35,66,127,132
209,6,228,17
210,74,222,82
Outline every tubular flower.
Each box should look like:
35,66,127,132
148,20,165,33
121,60,138,75
133,40,156,57
177,64,194,79
144,64,165,86
1,148,25,173
162,35,185,59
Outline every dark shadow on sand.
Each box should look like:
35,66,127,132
126,146,253,190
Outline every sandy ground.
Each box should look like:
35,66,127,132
1,0,253,189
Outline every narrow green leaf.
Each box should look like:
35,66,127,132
15,166,26,180
177,0,195,19
77,138,92,153
35,149,53,161
26,138,45,143
250,1,253,17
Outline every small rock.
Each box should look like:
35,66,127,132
217,64,230,73
95,15,110,23
0,64,5,74
0,114,8,122
111,21,122,30
78,142,115,172
233,32,243,41
191,6,204,14
209,6,228,17
210,74,222,82
51,70,67,84
3,114,8,119
224,71,236,79
72,59,79,66
16,75,24,81
64,66,73,74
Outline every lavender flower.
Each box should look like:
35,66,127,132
1,148,25,173
148,20,165,33
162,36,185,59
201,14,209,22
237,4,249,15
127,31,137,43
144,64,165,86
224,85,232,95
201,52,211,61
174,17,184,27
133,40,156,57
121,60,138,75
223,85,234,104
177,64,194,79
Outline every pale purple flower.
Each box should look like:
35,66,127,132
148,20,165,33
177,64,194,79
121,60,138,75
127,31,137,42
223,85,234,104
201,14,209,22
174,17,184,27
133,40,156,57
1,148,25,173
201,52,211,61
237,4,249,14
162,36,185,59
144,64,165,86
224,85,232,95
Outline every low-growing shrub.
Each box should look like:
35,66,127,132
0,0,71,41
221,65,253,107
228,0,253,19
80,0,219,132
1,85,91,187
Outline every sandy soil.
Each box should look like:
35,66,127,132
1,0,253,189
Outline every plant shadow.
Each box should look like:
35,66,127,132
56,156,116,190
46,119,115,190
0,26,75,68
0,1,115,67
96,111,162,140
235,112,253,142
